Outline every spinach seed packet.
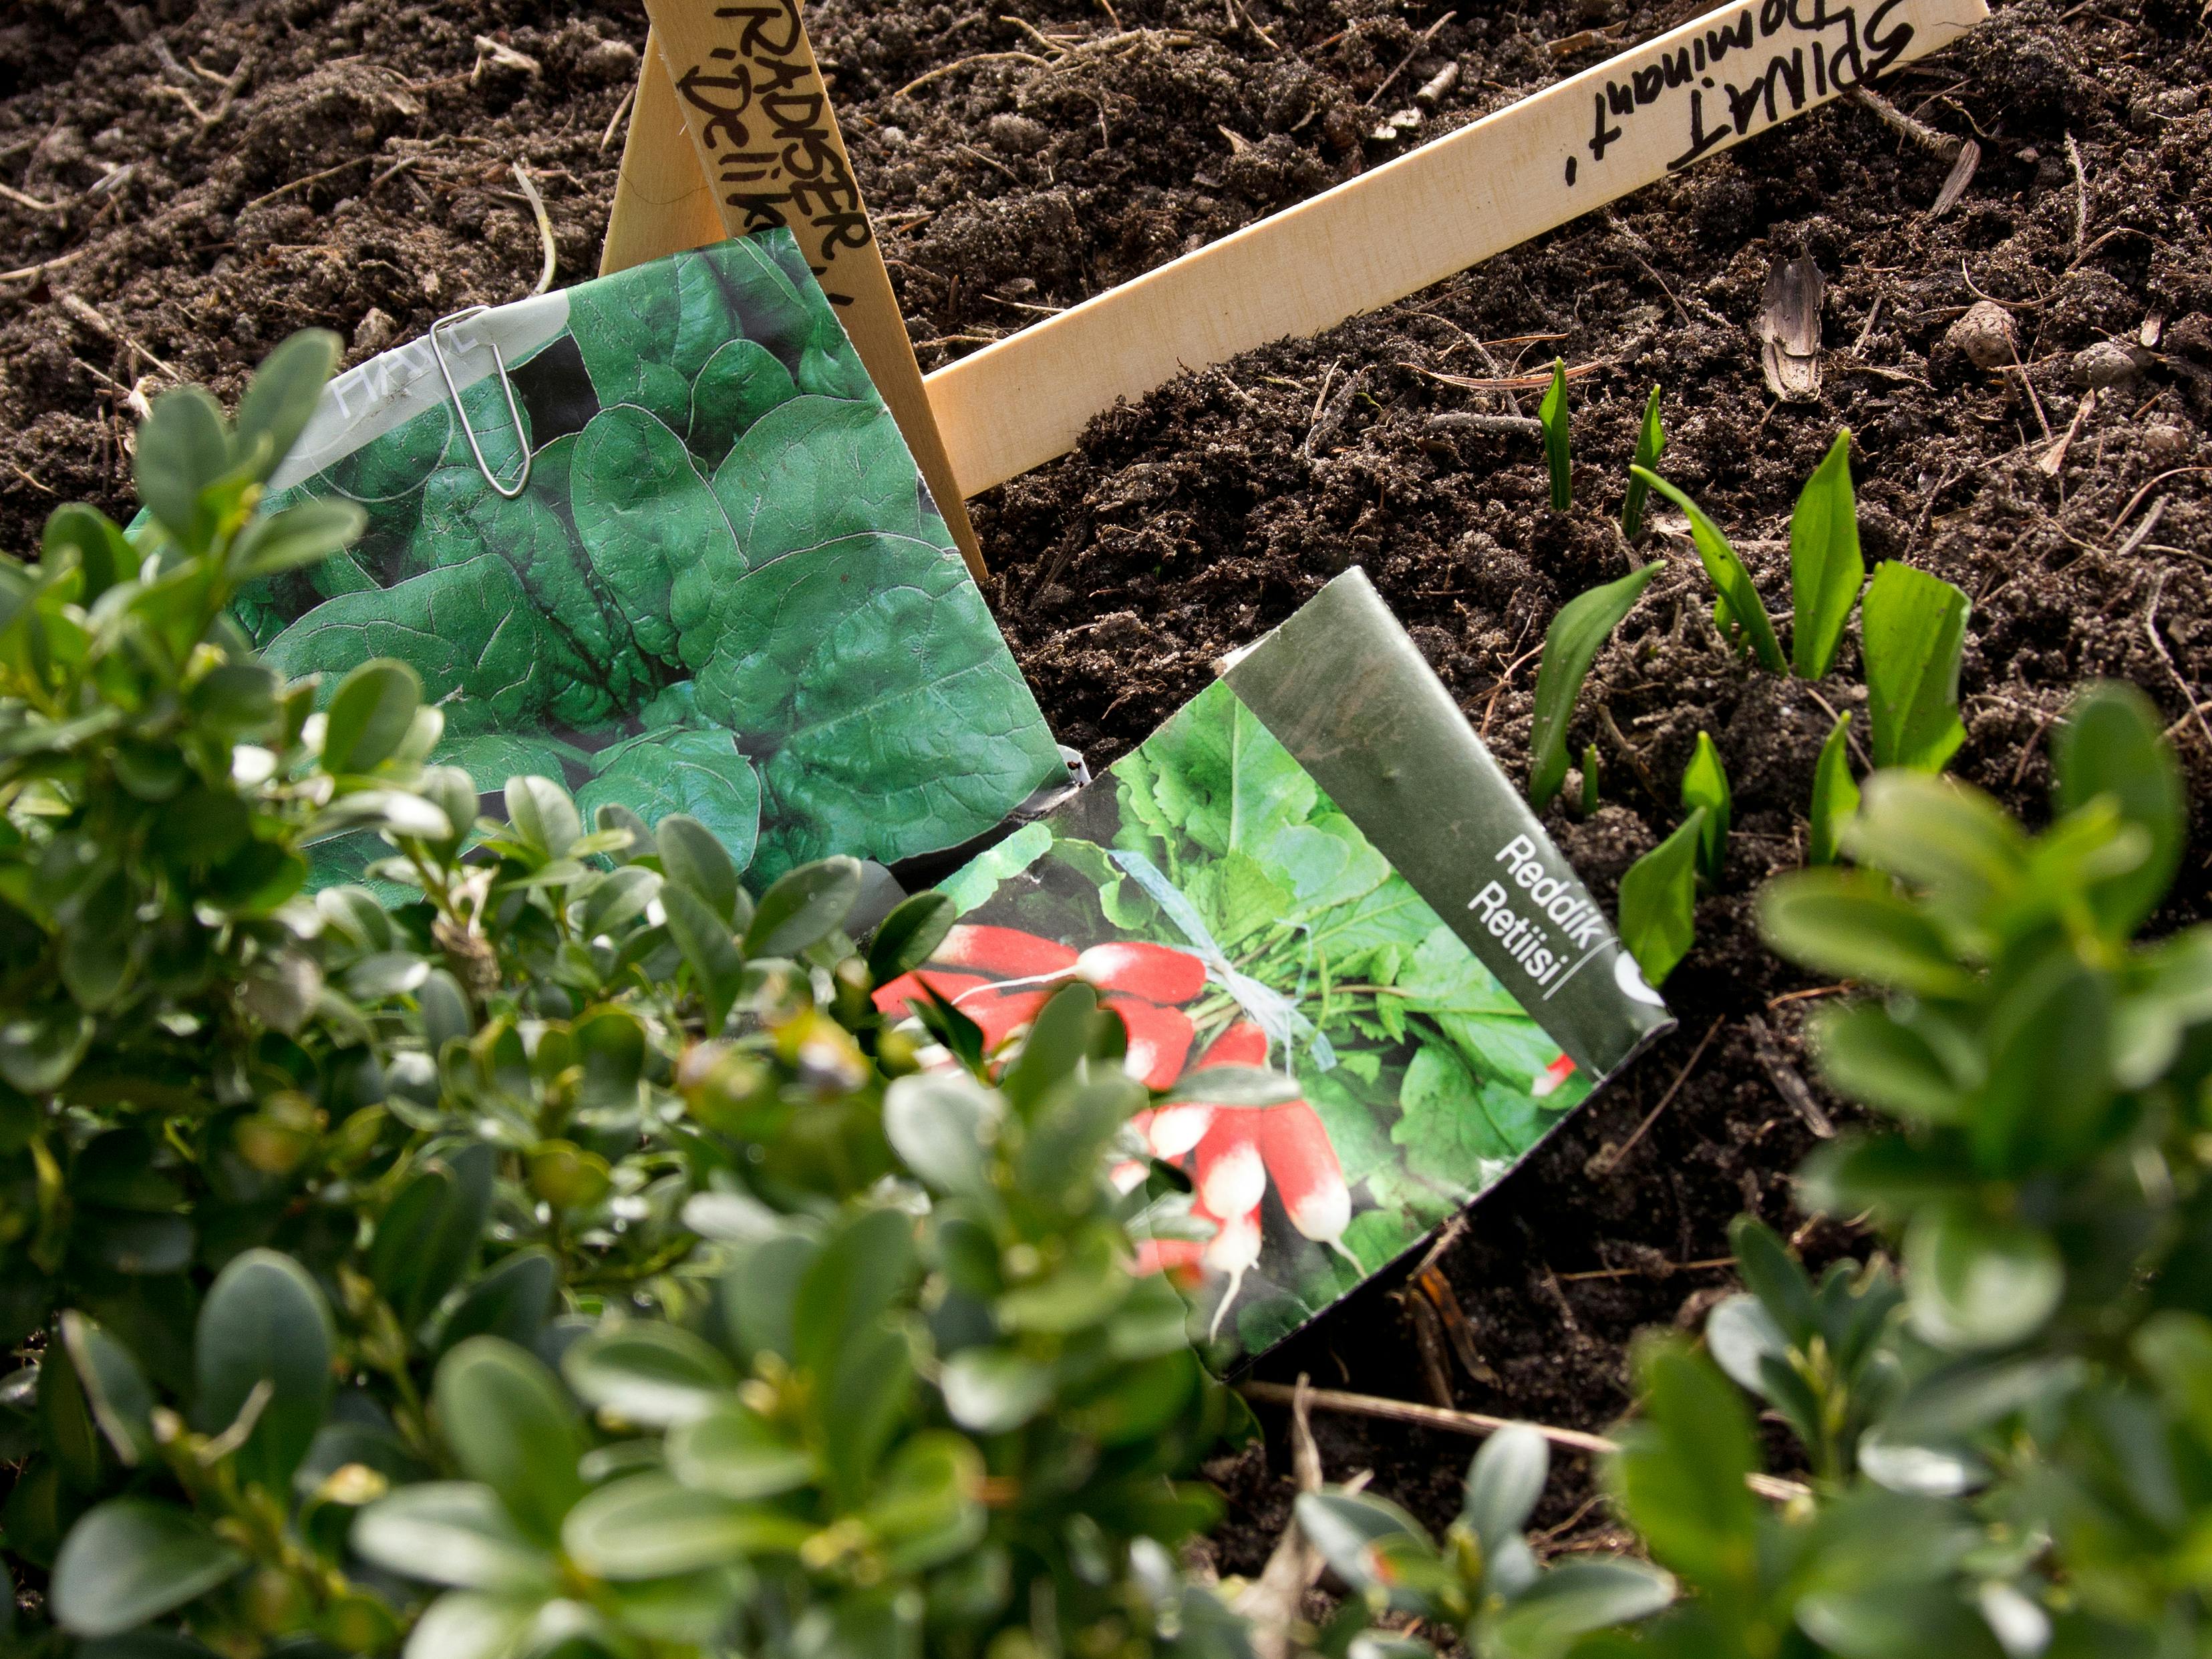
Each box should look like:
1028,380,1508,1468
239,231,1067,888
897,569,1673,1367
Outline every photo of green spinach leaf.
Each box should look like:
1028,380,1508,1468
946,680,1588,1358
238,230,1063,887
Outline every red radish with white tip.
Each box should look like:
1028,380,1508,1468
1107,997,1196,1090
1255,1100,1355,1263
1132,1235,1206,1284
931,925,1078,978
1145,1102,1213,1159
1531,1053,1577,1098
1195,1199,1262,1339
1192,1110,1265,1219
951,939,1210,1007
964,987,1051,1050
1194,1020,1268,1070
872,969,988,1020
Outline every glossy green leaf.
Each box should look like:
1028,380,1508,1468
1460,1422,1547,1554
1756,869,1973,999
1539,358,1571,512
868,891,957,983
1492,1559,1675,1654
351,1481,554,1592
2052,680,2183,933
370,1143,495,1328
1620,386,1665,538
562,1473,811,1579
744,855,863,959
1809,711,1859,866
49,1499,247,1638
193,1248,334,1495
1618,810,1704,988
438,1250,559,1356
657,813,744,927
1904,1205,2062,1352
563,1323,737,1428
883,1071,999,1197
435,1338,585,1541
233,328,339,481
43,503,133,602
661,884,744,1032
667,1400,814,1501
1633,469,1786,673
1788,430,1865,679
1861,561,1969,772
1611,1339,1762,1596
1679,733,1730,883
1527,563,1659,810
1294,1490,1438,1612
136,387,231,545
59,1312,156,1467
939,1347,1054,1434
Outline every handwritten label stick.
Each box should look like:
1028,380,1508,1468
601,29,729,278
922,0,1988,498
635,0,985,577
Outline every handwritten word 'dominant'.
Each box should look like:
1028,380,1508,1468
673,1,873,305
1571,0,1920,186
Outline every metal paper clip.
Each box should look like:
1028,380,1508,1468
428,305,532,498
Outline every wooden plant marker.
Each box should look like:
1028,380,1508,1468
606,0,1988,504
609,2,985,576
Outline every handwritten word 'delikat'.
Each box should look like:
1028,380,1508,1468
1571,0,1921,187
671,1,873,305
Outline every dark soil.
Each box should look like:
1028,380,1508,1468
6,0,2211,1583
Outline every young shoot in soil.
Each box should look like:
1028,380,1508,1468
1808,710,1859,865
1631,466,1787,674
1621,384,1665,539
1789,429,1866,680
1680,731,1730,883
1540,356,1571,513
1617,806,1704,987
1860,559,1970,772
1527,561,1660,810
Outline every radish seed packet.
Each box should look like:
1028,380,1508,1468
889,569,1674,1367
232,231,1066,890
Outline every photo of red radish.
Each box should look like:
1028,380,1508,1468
1143,1100,1213,1159
1193,1198,1261,1339
1191,1110,1266,1219
871,968,988,1020
1104,996,1195,1090
1531,1053,1577,1098
1255,1100,1354,1262
1075,941,1207,1004
933,923,1078,978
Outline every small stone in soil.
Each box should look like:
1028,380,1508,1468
1946,300,2018,369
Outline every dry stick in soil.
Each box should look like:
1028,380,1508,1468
2143,571,2212,758
1239,1377,1327,1659
1589,1015,1725,1177
1744,1013,1836,1139
509,164,557,297
1239,1383,1812,1503
1364,11,1456,108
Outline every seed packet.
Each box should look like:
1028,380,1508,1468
887,569,1673,1367
236,231,1067,888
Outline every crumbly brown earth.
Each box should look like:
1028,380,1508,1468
4,0,2207,1576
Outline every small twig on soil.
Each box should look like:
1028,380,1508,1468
1556,1256,1734,1282
473,34,541,80
0,244,92,285
2117,498,2168,563
1589,1015,1724,1177
1746,1013,1835,1139
895,49,1050,98
5,460,55,494
1364,11,1454,107
1929,140,1981,217
1766,984,1847,1011
2065,132,2089,258
2144,570,2212,757
600,82,636,151
0,180,63,212
1845,84,1961,157
58,292,180,381
1407,359,1607,393
510,164,557,297
1477,641,1544,739
1416,1263,1500,1384
248,154,374,208
1238,1382,1813,1503
2114,468,2212,536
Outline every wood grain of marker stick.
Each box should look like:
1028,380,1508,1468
631,0,985,575
601,31,728,277
924,0,1988,496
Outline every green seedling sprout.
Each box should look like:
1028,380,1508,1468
1808,711,1858,865
1540,357,1572,512
1861,561,1969,771
1527,562,1662,810
1621,386,1665,539
1680,732,1730,883
1630,468,1787,674
1581,742,1602,816
1788,429,1865,680
1618,807,1705,986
